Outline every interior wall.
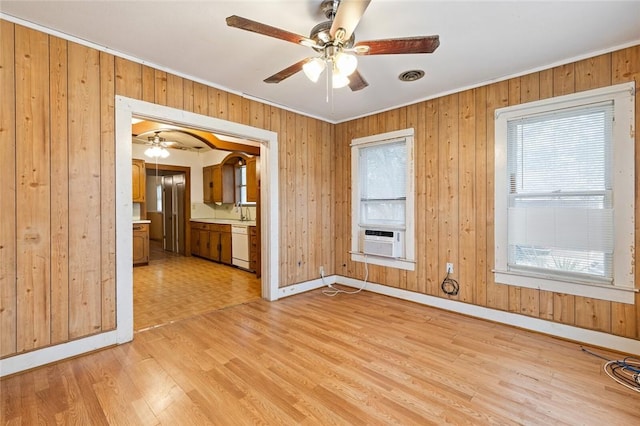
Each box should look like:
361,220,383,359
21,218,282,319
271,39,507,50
334,45,640,341
0,20,335,359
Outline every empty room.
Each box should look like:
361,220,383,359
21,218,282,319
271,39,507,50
1,1,639,424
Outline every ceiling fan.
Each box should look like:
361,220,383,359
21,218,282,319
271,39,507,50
226,0,440,91
141,131,179,159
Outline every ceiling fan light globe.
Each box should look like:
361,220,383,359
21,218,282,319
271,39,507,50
303,58,326,83
335,52,357,76
332,72,349,89
159,148,170,158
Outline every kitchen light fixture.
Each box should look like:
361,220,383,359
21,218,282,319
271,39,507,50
144,132,170,159
144,145,170,159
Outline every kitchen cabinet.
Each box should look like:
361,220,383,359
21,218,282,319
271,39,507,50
202,165,214,203
190,221,232,265
212,164,235,204
249,225,260,275
132,159,146,203
246,156,258,203
133,223,149,265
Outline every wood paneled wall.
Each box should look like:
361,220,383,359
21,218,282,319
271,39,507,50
334,45,640,340
0,19,637,362
0,21,334,359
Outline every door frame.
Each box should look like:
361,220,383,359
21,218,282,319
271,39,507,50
115,96,279,344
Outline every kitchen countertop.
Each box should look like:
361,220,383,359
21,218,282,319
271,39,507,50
191,218,256,227
133,219,151,224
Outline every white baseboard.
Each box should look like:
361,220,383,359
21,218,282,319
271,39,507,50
335,276,640,355
278,275,335,298
0,331,119,377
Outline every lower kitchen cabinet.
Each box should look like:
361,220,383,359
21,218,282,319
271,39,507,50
190,221,232,265
133,223,149,265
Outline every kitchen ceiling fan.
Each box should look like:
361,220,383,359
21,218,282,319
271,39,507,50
226,0,439,91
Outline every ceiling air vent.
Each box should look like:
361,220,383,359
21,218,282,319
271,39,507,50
398,70,425,82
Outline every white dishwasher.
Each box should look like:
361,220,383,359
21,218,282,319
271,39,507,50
231,225,250,269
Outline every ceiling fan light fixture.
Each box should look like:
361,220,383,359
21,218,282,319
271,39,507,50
145,145,170,159
334,51,357,76
302,57,326,83
332,71,350,89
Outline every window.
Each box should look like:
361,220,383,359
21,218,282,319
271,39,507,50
235,164,254,206
494,82,635,303
351,128,415,270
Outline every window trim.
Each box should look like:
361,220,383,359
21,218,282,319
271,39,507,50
494,82,636,304
351,128,415,271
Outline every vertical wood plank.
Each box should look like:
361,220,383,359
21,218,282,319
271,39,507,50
307,118,319,278
333,122,346,277
284,111,296,286
406,102,420,292
141,65,155,103
114,57,141,99
154,70,167,105
166,73,183,109
484,81,509,311
182,79,194,112
321,121,335,274
437,95,459,299
49,35,70,344
575,53,611,92
208,87,228,120
553,63,575,96
192,82,208,116
474,86,488,307
227,93,243,124
67,41,102,338
295,115,308,282
458,89,476,303
100,51,116,331
0,19,17,357
15,25,51,352
424,100,440,296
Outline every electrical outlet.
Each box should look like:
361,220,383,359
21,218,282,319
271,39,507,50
446,263,454,274
319,265,324,276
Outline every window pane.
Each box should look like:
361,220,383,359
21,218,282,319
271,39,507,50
360,141,406,200
361,200,405,226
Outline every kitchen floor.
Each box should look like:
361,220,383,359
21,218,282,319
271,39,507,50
133,240,262,331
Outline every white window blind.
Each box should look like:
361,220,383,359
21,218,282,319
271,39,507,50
359,141,407,227
506,101,614,283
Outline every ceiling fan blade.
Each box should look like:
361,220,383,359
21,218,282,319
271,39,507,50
264,58,311,84
330,0,371,41
348,69,368,91
226,15,315,46
355,36,440,55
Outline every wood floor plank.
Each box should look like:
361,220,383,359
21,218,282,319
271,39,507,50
2,289,639,424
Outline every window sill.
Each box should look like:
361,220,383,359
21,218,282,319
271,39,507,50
494,270,636,304
351,252,415,271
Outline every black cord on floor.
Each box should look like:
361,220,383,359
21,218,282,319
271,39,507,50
441,272,459,296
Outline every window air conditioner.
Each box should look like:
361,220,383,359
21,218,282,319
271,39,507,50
362,229,404,258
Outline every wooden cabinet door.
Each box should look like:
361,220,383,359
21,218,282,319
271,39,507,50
220,231,232,265
246,157,258,202
190,228,200,256
202,165,214,203
213,164,236,204
197,230,209,259
132,159,146,202
208,231,221,261
133,224,149,265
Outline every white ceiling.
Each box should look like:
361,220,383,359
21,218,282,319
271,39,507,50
2,1,639,123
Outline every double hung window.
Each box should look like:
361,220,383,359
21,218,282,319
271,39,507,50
494,82,635,303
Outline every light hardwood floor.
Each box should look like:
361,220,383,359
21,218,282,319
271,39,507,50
2,288,638,424
133,241,261,331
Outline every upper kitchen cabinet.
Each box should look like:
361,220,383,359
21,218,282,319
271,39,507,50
203,165,214,203
132,159,146,202
213,163,235,204
246,156,258,203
